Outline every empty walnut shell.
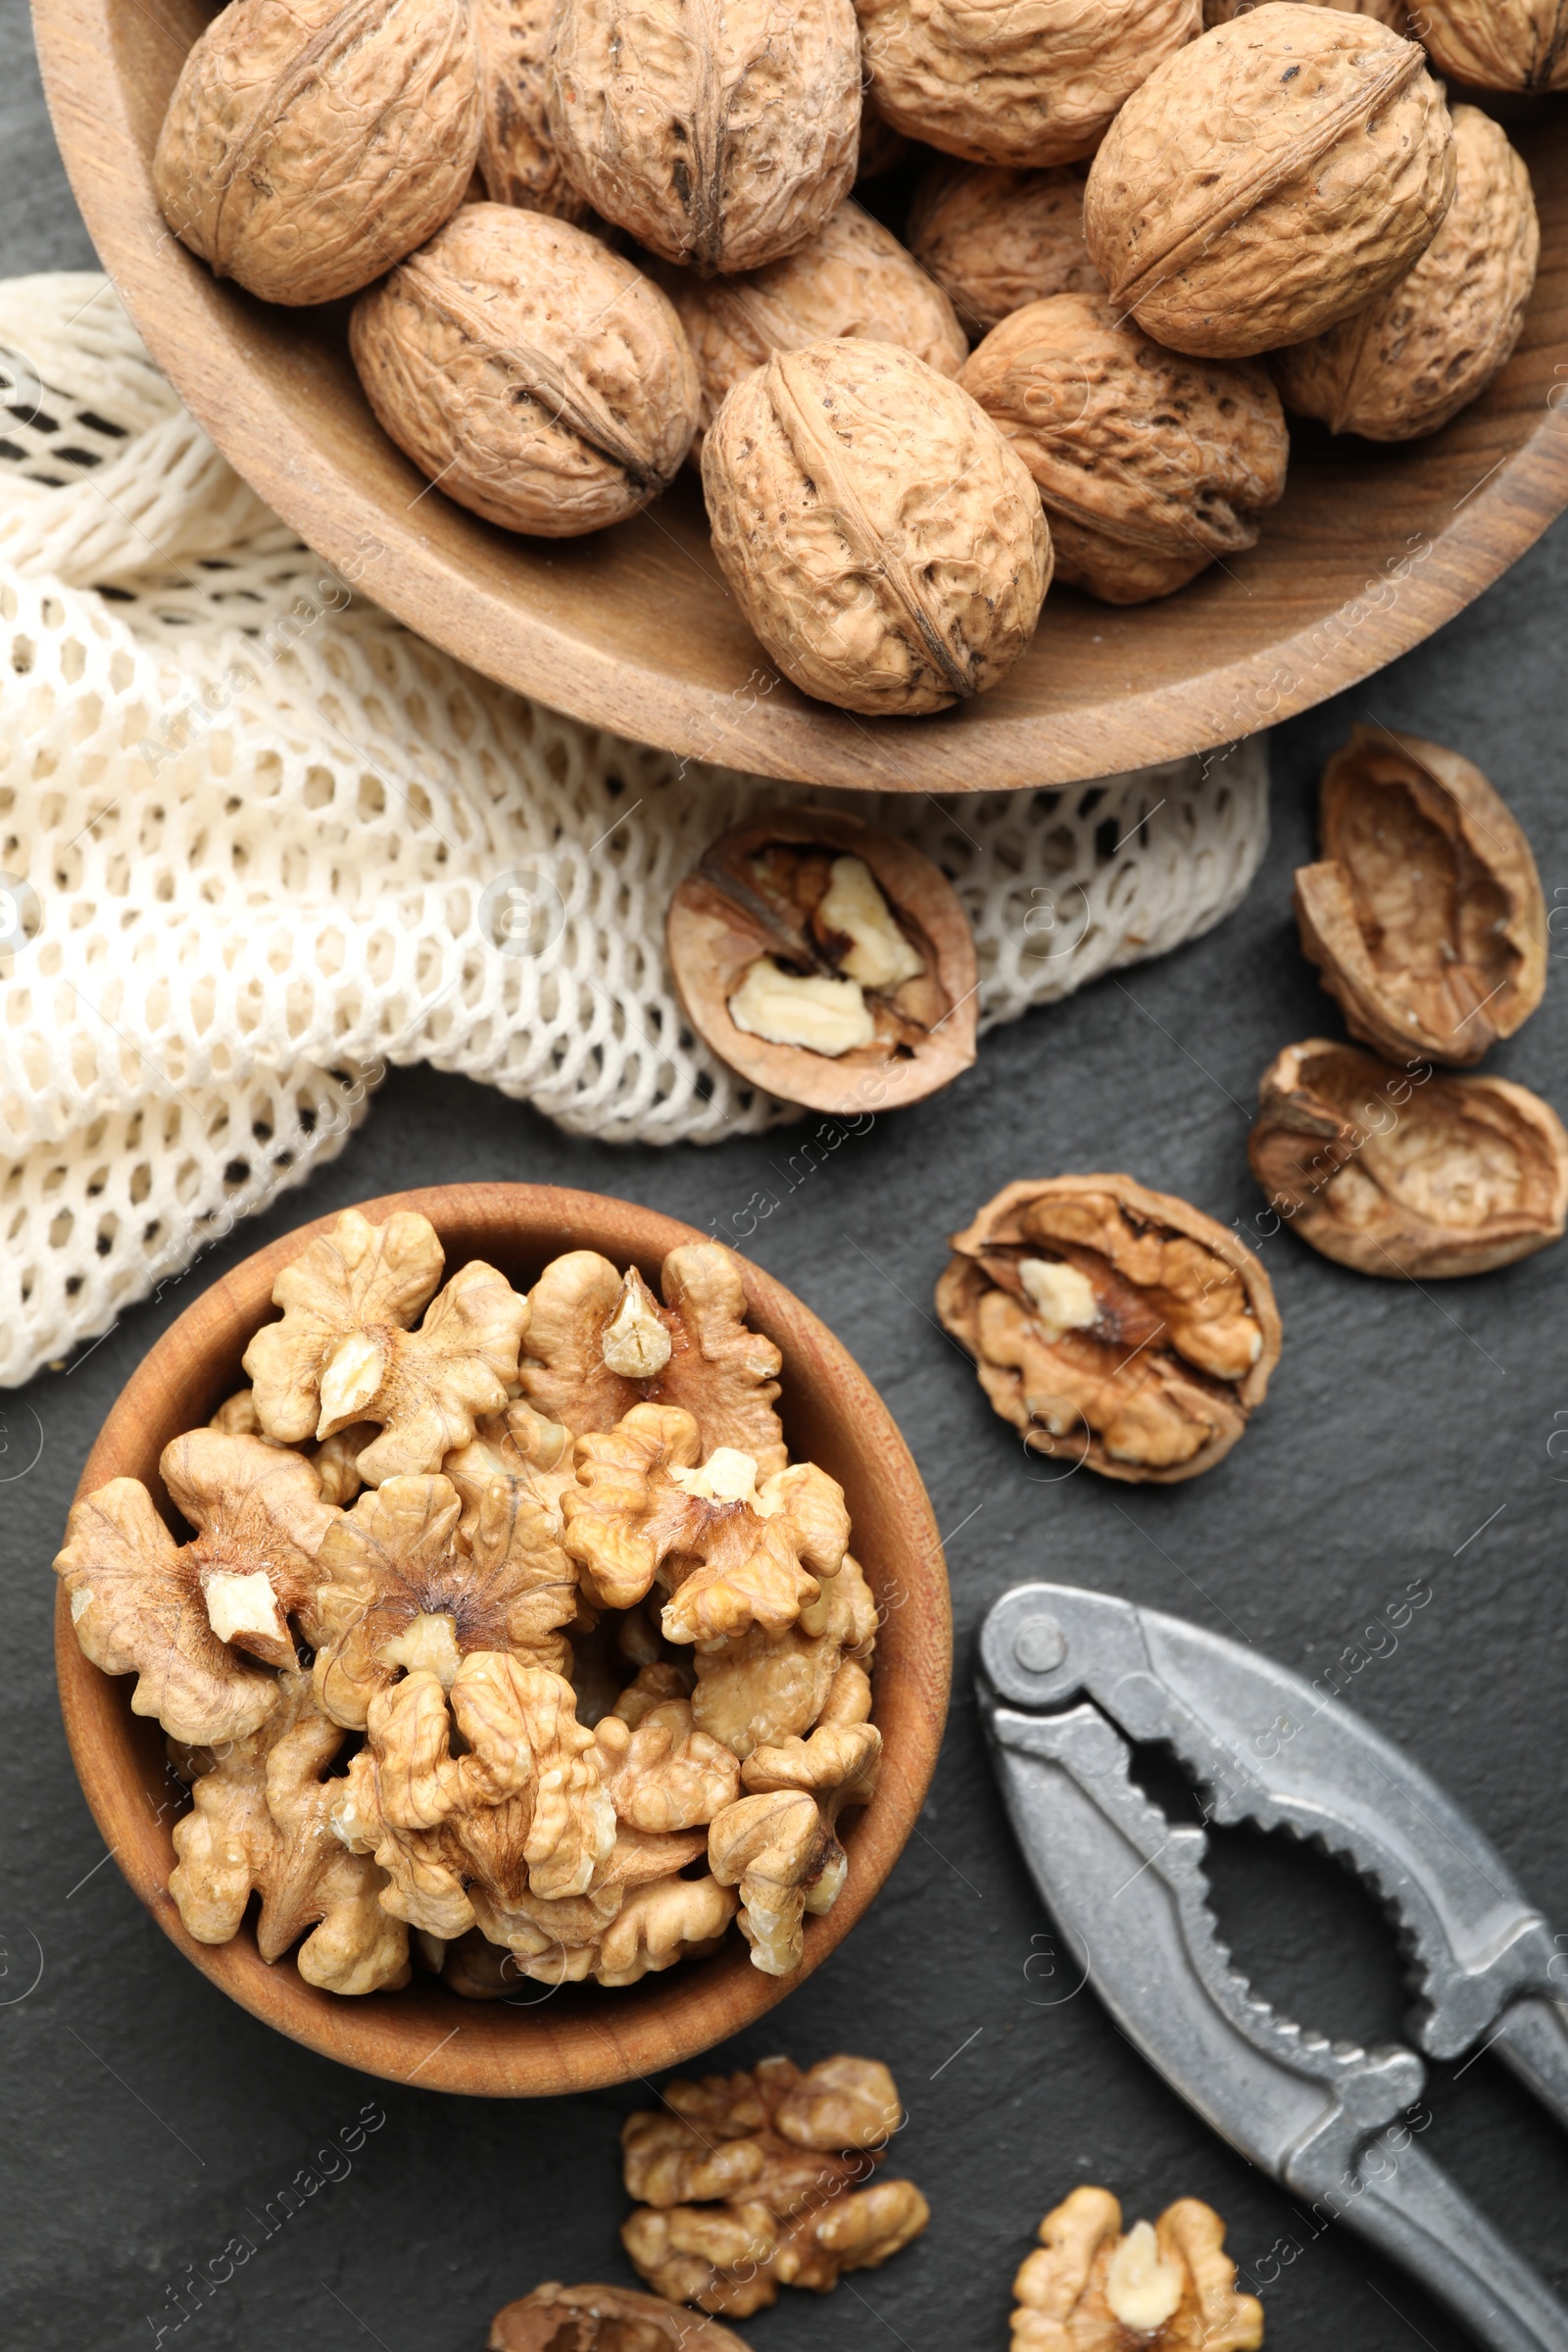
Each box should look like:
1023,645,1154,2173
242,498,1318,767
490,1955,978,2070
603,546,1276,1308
1272,107,1539,442
1295,726,1546,1065
471,0,595,221
665,201,967,450
936,1175,1281,1483
152,0,481,306
702,337,1052,717
1416,0,1568,88
1250,1040,1568,1277
667,808,978,1115
906,162,1104,338
490,2280,749,2350
960,292,1289,605
856,0,1202,168
1084,6,1456,359
349,205,699,537
545,0,861,272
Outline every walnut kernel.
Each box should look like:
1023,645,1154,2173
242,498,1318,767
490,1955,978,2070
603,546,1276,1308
489,2280,751,2350
1012,2186,1262,2352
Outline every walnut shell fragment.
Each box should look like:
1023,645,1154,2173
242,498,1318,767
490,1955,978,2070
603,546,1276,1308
856,0,1202,167
960,293,1289,605
703,338,1051,717
1294,726,1546,1064
1084,7,1456,358
664,201,967,450
471,0,594,220
621,2054,928,2313
1012,2186,1262,2352
1250,1039,1568,1278
350,206,700,537
906,162,1104,338
1417,0,1568,88
490,2281,750,2351
1273,106,1539,442
667,808,979,1115
152,0,481,306
545,0,861,273
936,1175,1281,1482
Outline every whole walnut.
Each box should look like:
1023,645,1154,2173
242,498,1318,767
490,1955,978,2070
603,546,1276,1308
1415,0,1568,88
961,293,1288,604
906,163,1103,337
856,0,1202,167
1084,5,1456,358
350,205,700,537
1273,106,1538,441
1206,0,1407,22
665,202,967,448
471,0,594,221
545,0,861,272
702,337,1052,717
153,0,481,306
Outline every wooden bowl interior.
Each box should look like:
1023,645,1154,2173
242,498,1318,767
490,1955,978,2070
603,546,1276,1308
55,1184,951,2097
32,0,1568,789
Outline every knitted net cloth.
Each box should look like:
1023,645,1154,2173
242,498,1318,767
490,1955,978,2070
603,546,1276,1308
0,273,1268,1388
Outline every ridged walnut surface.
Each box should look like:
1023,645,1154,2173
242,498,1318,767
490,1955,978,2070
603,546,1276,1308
1084,6,1455,358
545,0,861,272
1273,107,1539,441
1418,0,1568,88
702,337,1052,717
471,0,595,220
906,162,1103,336
666,201,967,445
961,291,1288,604
152,0,480,306
349,205,700,538
855,0,1201,167
1205,0,1407,21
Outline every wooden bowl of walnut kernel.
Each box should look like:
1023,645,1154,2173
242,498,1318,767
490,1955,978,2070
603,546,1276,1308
31,0,1568,784
53,1184,951,2097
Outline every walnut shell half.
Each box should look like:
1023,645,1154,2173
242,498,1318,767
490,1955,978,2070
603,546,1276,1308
1084,6,1456,358
490,2280,750,2350
856,0,1203,168
664,201,967,450
702,337,1051,716
906,162,1104,339
153,0,481,306
1416,0,1568,88
545,0,861,272
1249,1039,1568,1277
1294,725,1546,1064
1272,105,1539,442
937,1175,1281,1482
960,292,1289,605
666,807,978,1114
349,205,699,536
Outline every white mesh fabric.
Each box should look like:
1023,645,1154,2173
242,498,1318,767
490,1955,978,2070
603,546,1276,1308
0,273,1268,1385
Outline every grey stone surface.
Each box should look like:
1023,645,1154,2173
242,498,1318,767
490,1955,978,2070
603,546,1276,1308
3,15,1566,2345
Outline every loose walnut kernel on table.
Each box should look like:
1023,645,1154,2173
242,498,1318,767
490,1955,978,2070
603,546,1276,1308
489,2279,752,2351
1083,6,1456,359
1012,2186,1262,2352
936,1176,1281,1483
1293,726,1546,1065
152,0,481,307
1249,1039,1568,1279
960,292,1289,605
621,2055,928,2316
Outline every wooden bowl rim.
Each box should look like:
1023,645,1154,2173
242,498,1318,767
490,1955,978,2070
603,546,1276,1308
666,806,978,1114
29,0,1568,790
54,1182,952,2098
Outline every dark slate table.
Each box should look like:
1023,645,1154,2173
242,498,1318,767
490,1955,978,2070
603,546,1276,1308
4,14,1565,2343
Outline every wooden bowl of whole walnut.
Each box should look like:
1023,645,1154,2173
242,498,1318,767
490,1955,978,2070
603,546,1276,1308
52,1184,951,2097
31,0,1568,787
